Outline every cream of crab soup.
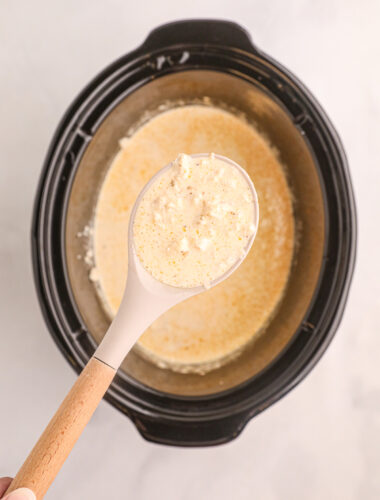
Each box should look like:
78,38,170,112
92,105,295,373
133,153,256,288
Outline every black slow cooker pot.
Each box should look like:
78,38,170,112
32,20,356,446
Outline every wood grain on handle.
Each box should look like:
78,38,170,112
6,357,116,500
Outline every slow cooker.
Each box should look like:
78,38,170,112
32,19,356,446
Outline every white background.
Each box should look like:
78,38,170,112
1,1,379,499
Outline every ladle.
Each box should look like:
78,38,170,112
7,154,259,499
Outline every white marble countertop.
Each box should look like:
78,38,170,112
0,1,379,499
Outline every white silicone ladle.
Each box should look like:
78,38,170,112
7,154,259,499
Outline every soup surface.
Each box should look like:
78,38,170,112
92,105,295,373
133,153,257,288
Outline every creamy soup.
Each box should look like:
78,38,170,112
133,153,256,288
92,105,295,373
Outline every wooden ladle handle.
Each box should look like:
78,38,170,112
6,357,116,500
